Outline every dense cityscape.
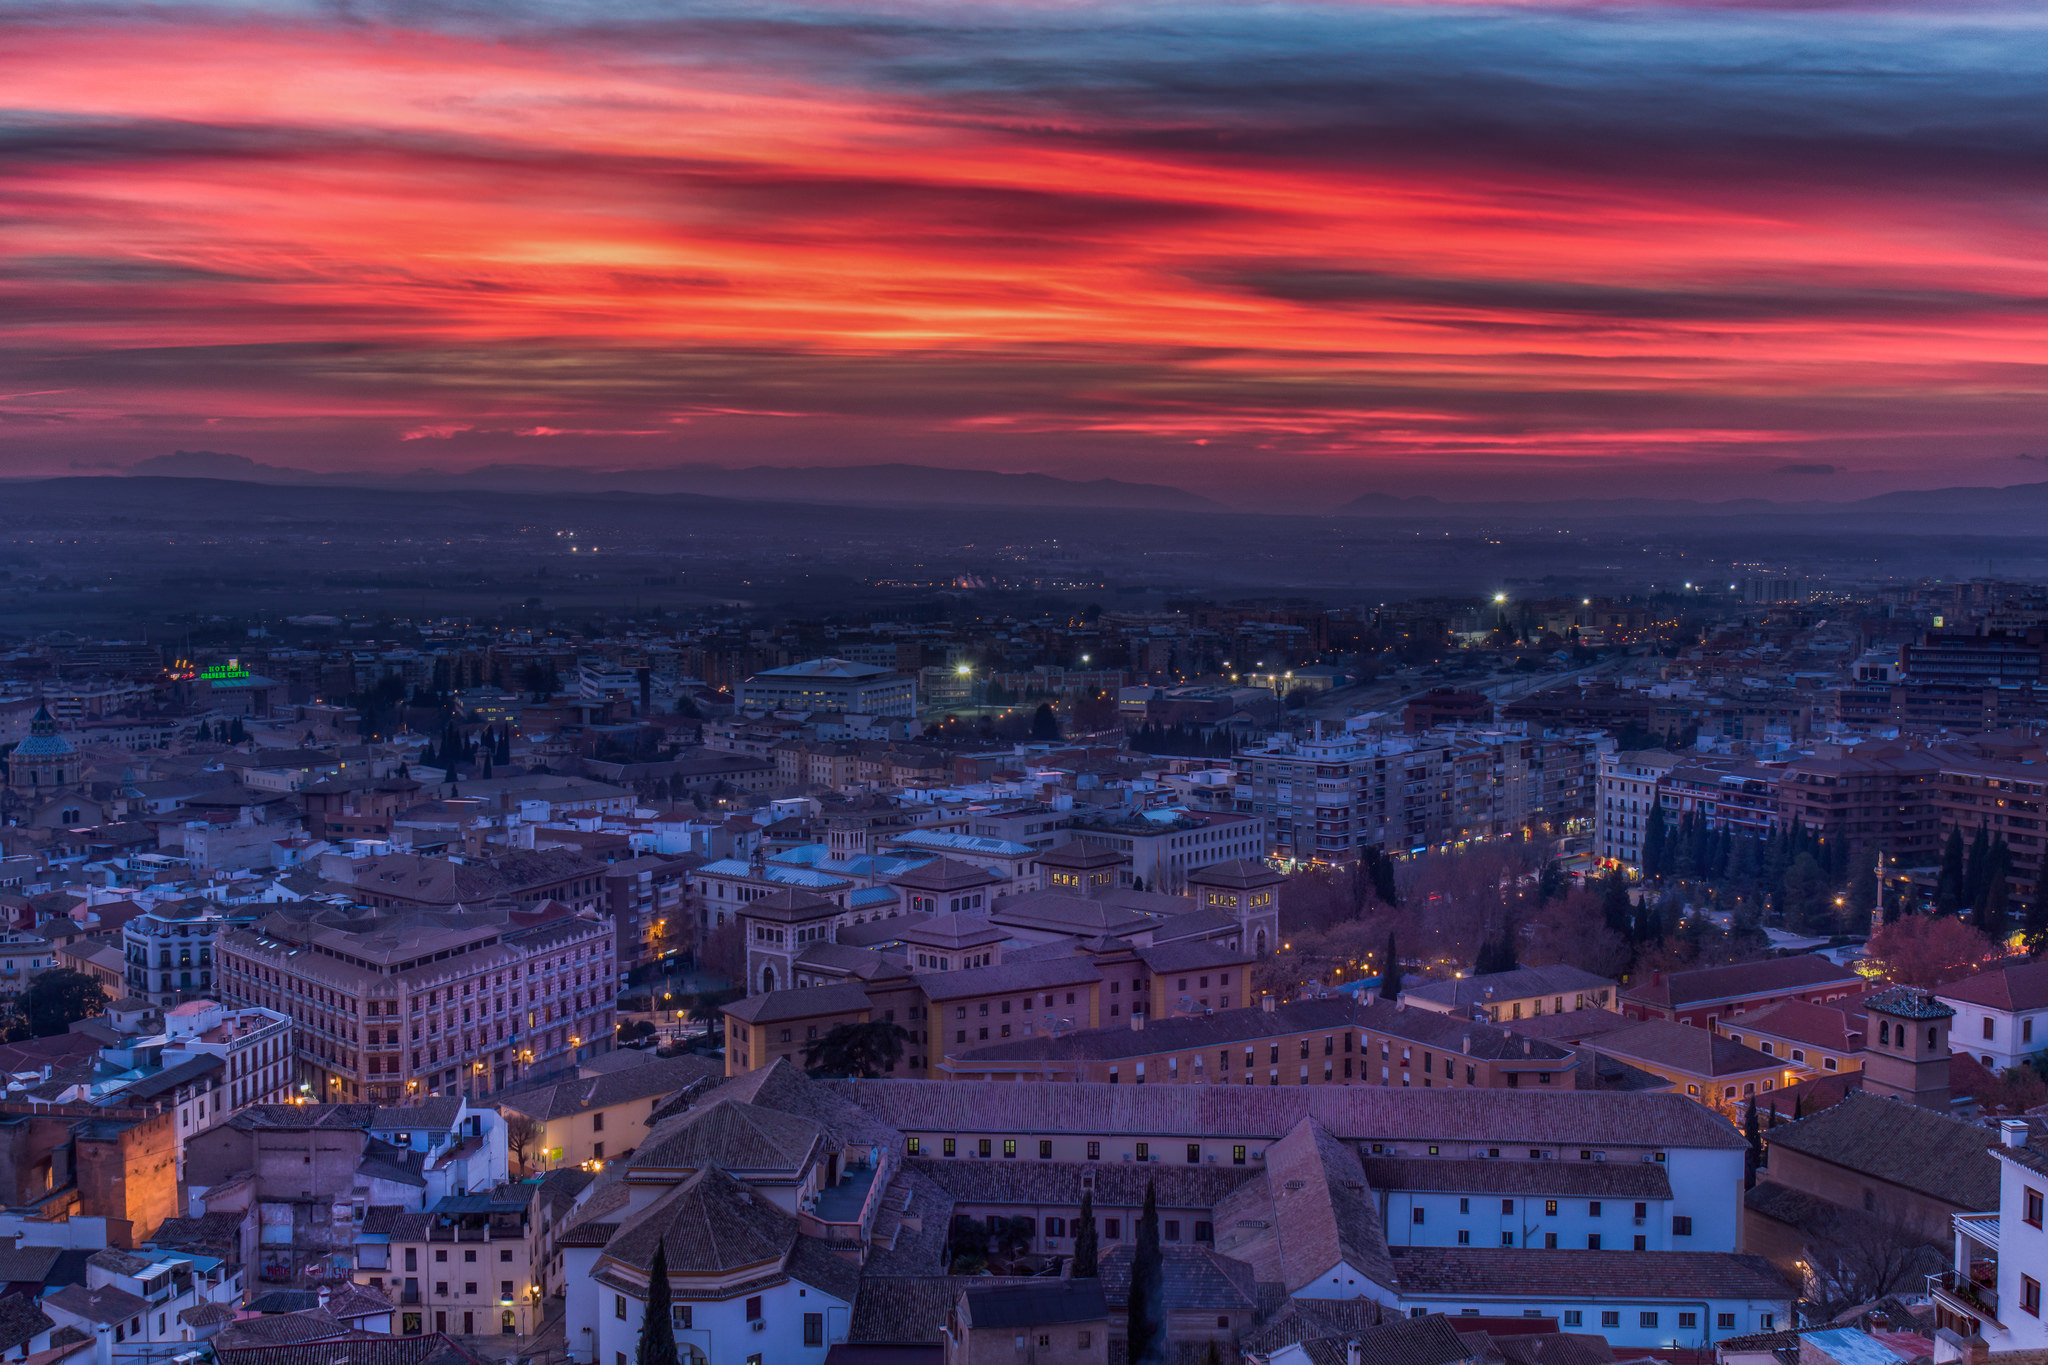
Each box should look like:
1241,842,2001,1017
0,531,2043,1365
11,0,2048,1358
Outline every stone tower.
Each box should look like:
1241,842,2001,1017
1859,984,1954,1111
1185,859,1284,958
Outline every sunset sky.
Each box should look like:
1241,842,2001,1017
5,0,2048,506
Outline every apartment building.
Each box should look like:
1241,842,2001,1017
1069,810,1264,893
324,848,607,915
1939,958,2048,1073
123,899,231,1007
1240,728,1599,866
736,657,918,717
1777,745,1941,866
1594,749,1680,869
360,1185,541,1339
216,903,617,1103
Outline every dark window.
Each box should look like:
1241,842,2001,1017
1194,1221,1212,1242
1187,1144,1200,1163
1164,1220,1180,1241
1105,1219,1121,1238
1412,1208,1425,1225
1040,1140,1053,1159
2027,1277,2043,1318
1673,1215,1693,1236
804,1314,824,1346
1232,1145,1246,1165
745,1296,762,1321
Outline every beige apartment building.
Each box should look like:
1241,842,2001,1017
216,904,617,1103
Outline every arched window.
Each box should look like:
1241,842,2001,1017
1879,1021,1891,1045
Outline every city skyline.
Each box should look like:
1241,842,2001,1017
6,0,2048,506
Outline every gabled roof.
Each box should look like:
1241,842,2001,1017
1211,1116,1395,1295
1388,1247,1789,1300
1593,1020,1782,1079
1765,1091,1999,1209
1621,955,1860,1010
491,1054,720,1122
958,1282,1107,1329
723,983,874,1025
1938,958,2048,1013
1402,964,1617,1013
826,1075,1745,1150
0,1294,53,1353
1097,1245,1257,1314
887,858,1001,893
1185,859,1284,891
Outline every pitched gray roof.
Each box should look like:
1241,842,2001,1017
491,1054,720,1121
958,1282,1107,1329
1389,1247,1791,1300
631,1098,823,1177
1765,1091,1999,1210
1402,965,1617,1013
823,1076,1746,1150
601,1164,797,1275
1211,1117,1395,1296
1097,1245,1258,1313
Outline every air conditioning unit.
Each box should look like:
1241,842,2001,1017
1633,1217,1646,1227
1123,1153,1134,1162
750,1321,766,1333
1205,1155,1217,1164
1592,1153,1606,1162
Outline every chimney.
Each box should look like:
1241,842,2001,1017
1346,1341,1363,1365
317,1286,331,1310
2004,1118,2030,1148
1650,969,1663,986
1261,995,1276,1014
1130,1013,1144,1032
1522,1038,1531,1056
1461,1035,1472,1055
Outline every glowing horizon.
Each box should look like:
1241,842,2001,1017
5,0,2048,504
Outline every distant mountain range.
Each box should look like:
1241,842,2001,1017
114,450,1218,512
1339,481,2048,523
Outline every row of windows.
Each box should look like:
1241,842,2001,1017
907,1136,1252,1164
1423,1307,1764,1332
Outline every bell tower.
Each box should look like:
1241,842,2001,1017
1859,984,1954,1111
1185,859,1283,958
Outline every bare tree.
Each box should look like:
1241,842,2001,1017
504,1112,547,1176
1799,1197,1946,1316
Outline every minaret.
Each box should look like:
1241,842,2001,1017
1872,847,1884,939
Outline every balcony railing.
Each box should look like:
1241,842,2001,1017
1931,1269,1998,1321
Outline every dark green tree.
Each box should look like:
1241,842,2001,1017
1936,827,1966,914
1600,872,1633,939
634,1239,679,1365
1071,1190,1099,1277
1379,932,1403,999
1781,854,1833,935
16,969,107,1039
1965,825,1993,913
1127,1182,1165,1365
1536,860,1567,904
1742,1097,1761,1190
1977,839,2015,940
1030,703,1061,742
1372,852,1400,907
1642,800,1669,879
801,1019,910,1078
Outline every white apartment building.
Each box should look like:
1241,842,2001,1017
1595,748,1682,869
1937,959,2048,1074
1937,1119,2048,1351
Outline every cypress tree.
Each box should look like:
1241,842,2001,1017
1937,827,1966,914
1965,825,1993,913
1071,1190,1099,1277
1379,933,1403,999
1373,853,1399,907
634,1239,679,1365
1642,800,1668,878
1127,1182,1164,1365
1742,1097,1760,1190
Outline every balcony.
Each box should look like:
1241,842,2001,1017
1931,1268,1999,1323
